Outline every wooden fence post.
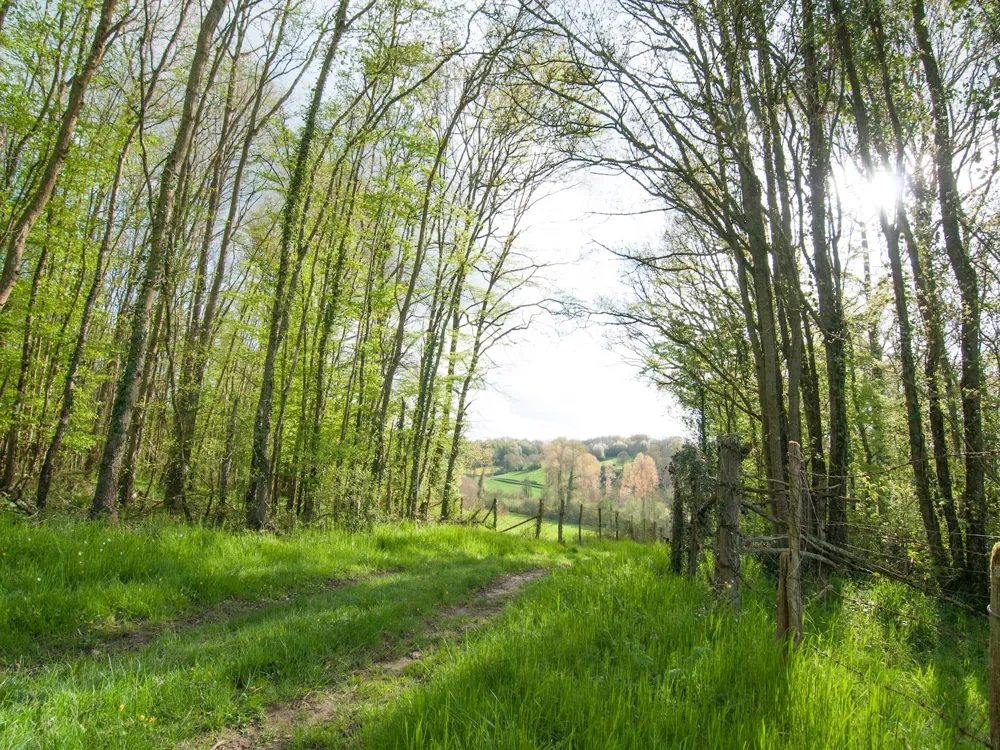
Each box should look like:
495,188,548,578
598,507,603,540
669,463,685,574
714,434,741,612
615,511,619,540
990,543,1000,749
577,503,583,543
492,498,498,530
787,441,803,645
776,551,790,644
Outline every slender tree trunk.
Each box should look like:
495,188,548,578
830,0,947,572
911,0,987,580
90,0,229,521
244,0,349,529
2,238,50,490
36,132,133,507
802,0,849,547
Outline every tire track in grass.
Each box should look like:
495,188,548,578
203,568,550,750
2,569,402,673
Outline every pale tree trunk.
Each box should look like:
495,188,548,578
36,128,134,508
244,0,350,529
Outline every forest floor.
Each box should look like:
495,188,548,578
0,514,991,749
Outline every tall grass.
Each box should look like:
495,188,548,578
0,515,566,660
353,544,989,750
0,516,567,748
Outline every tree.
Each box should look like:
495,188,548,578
90,0,231,522
0,0,121,315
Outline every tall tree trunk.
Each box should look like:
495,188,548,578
244,0,350,529
802,0,849,547
36,131,133,507
2,236,50,491
911,0,986,581
829,0,948,572
719,9,787,531
90,0,229,521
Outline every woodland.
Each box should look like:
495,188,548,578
0,0,999,745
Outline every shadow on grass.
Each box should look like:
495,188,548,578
0,544,551,750
0,517,556,661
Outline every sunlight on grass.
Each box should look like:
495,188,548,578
346,545,989,750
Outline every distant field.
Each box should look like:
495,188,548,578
478,457,636,500
497,511,603,543
482,466,544,498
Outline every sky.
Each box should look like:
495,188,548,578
465,170,689,442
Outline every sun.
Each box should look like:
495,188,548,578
832,165,902,221
864,169,901,217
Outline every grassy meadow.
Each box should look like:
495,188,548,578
484,466,545,498
0,514,990,749
308,546,990,750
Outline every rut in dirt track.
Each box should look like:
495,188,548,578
204,566,551,750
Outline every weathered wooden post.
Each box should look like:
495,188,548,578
492,498,498,530
598,507,603,540
669,462,685,574
714,434,741,612
615,510,620,540
577,503,583,543
990,543,1000,749
787,441,803,645
776,551,790,643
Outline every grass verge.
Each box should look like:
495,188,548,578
332,543,989,750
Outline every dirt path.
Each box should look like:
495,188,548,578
200,567,550,750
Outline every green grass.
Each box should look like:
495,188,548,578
327,545,988,749
0,514,393,660
497,511,558,540
483,467,545,498
498,511,600,543
3,515,988,750
0,516,569,749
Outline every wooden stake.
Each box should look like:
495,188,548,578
714,434,741,612
577,503,583,543
615,510,619,540
598,507,602,540
990,543,1000,749
787,441,803,644
777,551,790,645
